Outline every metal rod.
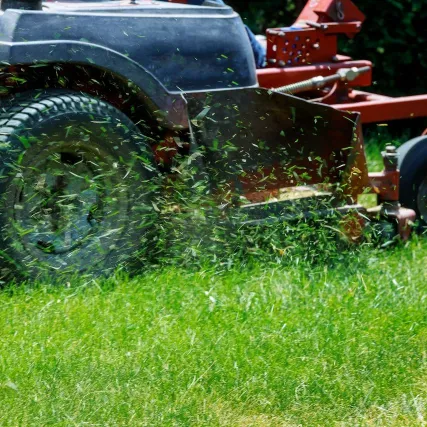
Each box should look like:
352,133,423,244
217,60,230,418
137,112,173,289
274,66,371,95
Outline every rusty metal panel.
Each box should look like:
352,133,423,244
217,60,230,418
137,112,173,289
187,87,369,200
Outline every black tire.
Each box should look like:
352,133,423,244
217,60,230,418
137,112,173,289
0,90,158,281
398,136,427,225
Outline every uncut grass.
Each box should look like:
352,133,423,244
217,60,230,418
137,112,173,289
1,134,427,425
1,239,427,425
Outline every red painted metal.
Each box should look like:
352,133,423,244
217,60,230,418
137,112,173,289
266,0,364,69
391,207,416,241
260,0,427,129
366,146,416,240
368,146,400,204
267,27,346,67
345,90,392,102
333,94,427,124
297,0,365,24
369,171,399,202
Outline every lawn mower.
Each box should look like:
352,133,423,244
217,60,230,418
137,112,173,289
0,0,424,280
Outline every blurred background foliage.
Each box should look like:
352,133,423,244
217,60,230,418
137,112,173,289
227,0,427,96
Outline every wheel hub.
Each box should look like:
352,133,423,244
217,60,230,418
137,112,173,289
13,146,126,262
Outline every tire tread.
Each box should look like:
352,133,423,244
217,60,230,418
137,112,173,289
0,90,123,141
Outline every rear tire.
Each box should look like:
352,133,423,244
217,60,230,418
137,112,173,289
398,136,427,226
0,90,157,281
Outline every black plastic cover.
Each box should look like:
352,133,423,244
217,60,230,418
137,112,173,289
0,1,257,93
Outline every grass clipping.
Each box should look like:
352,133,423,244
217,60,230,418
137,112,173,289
143,159,381,274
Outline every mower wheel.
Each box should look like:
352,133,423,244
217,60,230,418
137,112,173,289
0,90,158,281
398,136,427,225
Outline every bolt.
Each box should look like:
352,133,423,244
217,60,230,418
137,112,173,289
382,145,398,171
337,67,359,82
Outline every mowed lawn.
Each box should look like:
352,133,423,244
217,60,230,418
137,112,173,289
1,137,427,426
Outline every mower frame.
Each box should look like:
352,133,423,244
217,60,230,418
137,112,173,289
258,0,427,125
254,0,426,238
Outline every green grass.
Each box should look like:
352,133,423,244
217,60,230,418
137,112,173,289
1,134,427,426
1,242,427,425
